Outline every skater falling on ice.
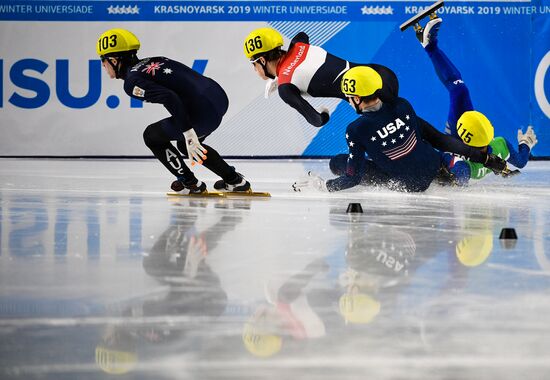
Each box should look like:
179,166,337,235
292,66,508,193
402,2,538,185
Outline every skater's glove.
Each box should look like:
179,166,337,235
183,128,208,166
318,107,330,127
435,166,459,186
501,168,521,178
264,78,278,99
483,153,507,174
518,126,538,150
183,235,207,278
292,171,327,192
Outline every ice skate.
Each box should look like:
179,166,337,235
214,173,271,197
214,173,251,192
414,18,442,48
400,0,444,33
500,168,521,178
170,178,207,195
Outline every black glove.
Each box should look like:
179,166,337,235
319,110,330,127
484,153,507,174
501,169,521,178
435,166,459,186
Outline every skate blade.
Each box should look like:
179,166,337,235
167,190,271,198
501,169,521,178
400,0,444,31
223,190,271,197
166,191,226,198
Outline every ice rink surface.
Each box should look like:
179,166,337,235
1,158,550,380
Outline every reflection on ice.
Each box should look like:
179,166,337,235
1,159,550,379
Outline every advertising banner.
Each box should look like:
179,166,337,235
0,0,548,157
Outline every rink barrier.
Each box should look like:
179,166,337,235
0,0,548,157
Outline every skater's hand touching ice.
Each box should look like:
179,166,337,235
483,153,507,174
292,171,327,192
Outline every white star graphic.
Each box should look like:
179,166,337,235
349,141,355,147
405,126,410,131
345,133,349,140
406,115,410,120
382,141,387,147
361,5,369,14
370,136,376,142
349,153,354,159
163,68,173,74
399,134,404,139
391,139,396,144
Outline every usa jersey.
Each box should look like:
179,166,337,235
326,98,441,192
123,56,228,137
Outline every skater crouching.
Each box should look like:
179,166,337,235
97,28,250,194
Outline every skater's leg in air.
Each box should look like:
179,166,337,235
417,17,474,136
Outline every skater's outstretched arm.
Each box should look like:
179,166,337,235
325,123,368,192
511,126,538,168
418,117,490,164
505,139,530,169
278,83,330,127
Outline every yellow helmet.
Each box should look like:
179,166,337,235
455,233,494,267
242,321,282,358
339,293,381,324
95,346,137,374
243,27,284,60
341,66,383,97
97,28,140,59
456,111,494,147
